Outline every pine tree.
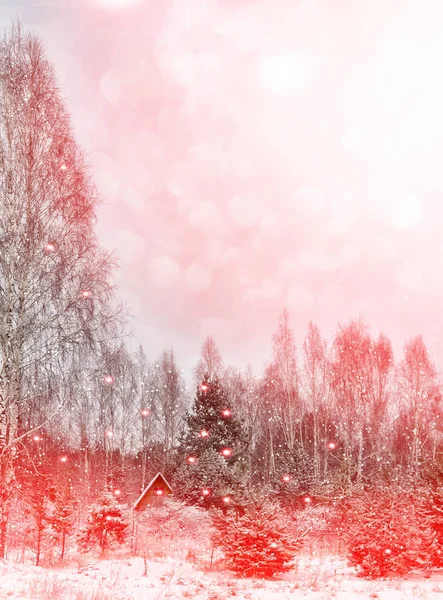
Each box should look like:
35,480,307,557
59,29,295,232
49,487,77,560
341,488,438,578
173,448,235,507
17,444,58,567
26,472,56,566
211,500,301,578
421,485,443,568
272,444,315,507
174,376,248,506
78,492,128,554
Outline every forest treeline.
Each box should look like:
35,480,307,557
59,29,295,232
1,20,443,570
21,311,443,501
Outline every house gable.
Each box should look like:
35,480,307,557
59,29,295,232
133,472,173,511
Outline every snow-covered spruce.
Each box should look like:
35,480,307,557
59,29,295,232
340,488,438,578
78,492,128,554
211,500,302,578
173,376,248,507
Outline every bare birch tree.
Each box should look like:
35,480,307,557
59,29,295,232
329,320,396,488
365,333,395,478
223,365,261,480
151,349,188,471
329,319,373,488
194,335,224,384
0,23,122,557
264,309,302,451
133,345,158,489
302,321,331,481
396,335,442,477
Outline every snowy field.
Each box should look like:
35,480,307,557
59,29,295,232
1,555,443,600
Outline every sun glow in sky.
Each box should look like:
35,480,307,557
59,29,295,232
95,0,142,8
5,0,443,376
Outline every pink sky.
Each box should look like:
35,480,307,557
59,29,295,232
5,0,443,377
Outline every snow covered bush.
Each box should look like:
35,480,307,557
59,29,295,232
211,500,302,578
78,492,128,554
134,498,214,562
340,488,438,578
5,497,36,563
285,503,337,554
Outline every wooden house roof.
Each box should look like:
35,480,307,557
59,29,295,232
133,472,173,510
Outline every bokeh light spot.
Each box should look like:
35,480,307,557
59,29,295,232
185,264,213,292
149,255,180,288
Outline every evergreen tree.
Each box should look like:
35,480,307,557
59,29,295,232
17,443,58,566
173,448,235,506
272,444,315,507
341,488,438,578
211,500,301,578
78,492,128,554
421,485,443,568
174,376,247,505
49,487,77,560
25,472,56,566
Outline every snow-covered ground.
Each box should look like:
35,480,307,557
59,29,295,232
1,554,443,600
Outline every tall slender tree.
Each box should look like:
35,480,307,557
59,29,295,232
153,349,188,471
364,333,395,478
260,310,302,482
134,345,157,489
329,319,373,487
397,336,442,477
194,336,224,384
302,321,331,481
0,23,122,557
223,365,260,481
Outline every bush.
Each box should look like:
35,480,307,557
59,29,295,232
134,498,214,561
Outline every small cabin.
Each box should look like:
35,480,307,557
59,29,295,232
133,472,173,511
